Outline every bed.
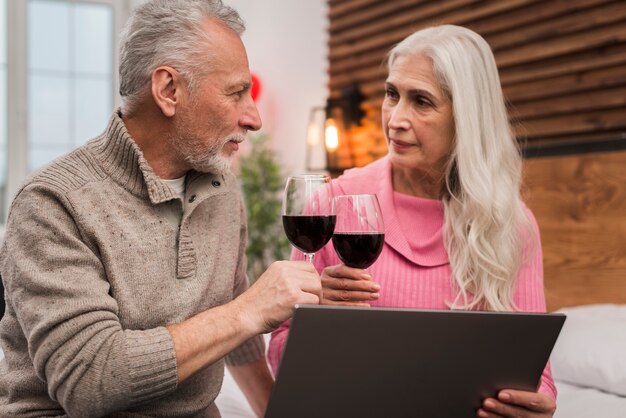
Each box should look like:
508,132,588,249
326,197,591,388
1,308,624,417
215,303,626,418
216,365,258,418
551,303,626,418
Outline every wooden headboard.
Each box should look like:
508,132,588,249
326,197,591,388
523,150,626,311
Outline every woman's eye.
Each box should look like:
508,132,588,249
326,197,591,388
415,97,432,107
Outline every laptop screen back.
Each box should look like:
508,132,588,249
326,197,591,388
265,305,565,418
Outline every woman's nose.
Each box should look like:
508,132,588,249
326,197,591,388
387,102,410,131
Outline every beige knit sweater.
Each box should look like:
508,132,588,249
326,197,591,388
0,111,264,417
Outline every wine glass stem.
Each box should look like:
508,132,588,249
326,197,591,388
305,252,314,263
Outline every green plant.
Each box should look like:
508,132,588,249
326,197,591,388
239,134,291,282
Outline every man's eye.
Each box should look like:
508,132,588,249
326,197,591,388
385,88,398,99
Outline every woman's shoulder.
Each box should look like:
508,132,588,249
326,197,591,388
517,202,542,255
333,156,389,194
521,203,540,233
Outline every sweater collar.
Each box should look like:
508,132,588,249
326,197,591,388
376,157,417,263
377,158,448,266
88,110,182,205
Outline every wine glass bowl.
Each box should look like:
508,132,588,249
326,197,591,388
332,194,384,269
282,175,335,263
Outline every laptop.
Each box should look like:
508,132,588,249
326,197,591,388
265,305,565,418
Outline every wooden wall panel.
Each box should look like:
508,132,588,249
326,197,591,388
328,0,626,309
524,151,626,311
327,0,626,169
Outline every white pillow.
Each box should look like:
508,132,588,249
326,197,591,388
215,366,256,418
551,304,626,396
215,333,271,418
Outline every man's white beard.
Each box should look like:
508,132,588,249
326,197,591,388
174,133,246,175
186,152,233,175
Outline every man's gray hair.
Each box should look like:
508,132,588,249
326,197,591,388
119,0,245,113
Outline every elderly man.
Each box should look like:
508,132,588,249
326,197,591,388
0,0,320,416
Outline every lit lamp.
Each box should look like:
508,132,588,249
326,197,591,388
305,106,328,172
324,117,339,152
323,116,340,173
305,83,364,173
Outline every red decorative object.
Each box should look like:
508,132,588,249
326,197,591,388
251,73,262,102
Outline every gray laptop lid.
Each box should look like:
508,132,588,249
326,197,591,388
265,305,565,418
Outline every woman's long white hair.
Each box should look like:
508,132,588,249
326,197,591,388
387,25,531,311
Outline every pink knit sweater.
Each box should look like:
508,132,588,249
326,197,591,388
268,156,556,398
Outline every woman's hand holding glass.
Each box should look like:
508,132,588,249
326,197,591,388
321,194,384,306
320,264,380,306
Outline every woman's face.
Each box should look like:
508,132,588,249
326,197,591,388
382,53,455,178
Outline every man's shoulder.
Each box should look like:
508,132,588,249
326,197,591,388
20,141,107,197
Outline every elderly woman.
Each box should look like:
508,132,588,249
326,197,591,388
268,25,557,418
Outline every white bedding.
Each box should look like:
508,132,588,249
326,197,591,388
215,366,256,418
4,305,626,418
554,380,626,418
215,372,626,418
215,304,626,418
550,304,626,418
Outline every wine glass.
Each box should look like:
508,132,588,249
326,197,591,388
332,194,384,269
282,175,336,263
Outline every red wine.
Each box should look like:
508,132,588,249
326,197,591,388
332,232,384,269
283,215,336,253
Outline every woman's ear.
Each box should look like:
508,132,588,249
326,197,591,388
151,66,182,118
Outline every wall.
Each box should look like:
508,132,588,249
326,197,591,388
222,0,327,175
524,150,626,311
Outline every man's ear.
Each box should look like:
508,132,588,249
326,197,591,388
151,66,183,118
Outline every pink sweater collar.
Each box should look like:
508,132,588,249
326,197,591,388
334,156,449,267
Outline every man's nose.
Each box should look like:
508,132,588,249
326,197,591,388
240,99,262,131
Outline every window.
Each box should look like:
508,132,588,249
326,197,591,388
28,0,114,170
0,0,7,217
1,0,127,222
